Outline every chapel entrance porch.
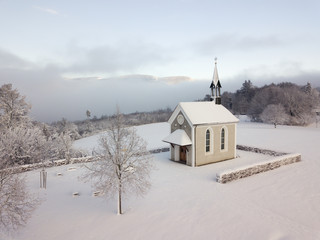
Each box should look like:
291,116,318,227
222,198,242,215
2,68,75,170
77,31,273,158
162,129,193,166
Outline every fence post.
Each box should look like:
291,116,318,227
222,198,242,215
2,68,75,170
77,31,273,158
40,169,47,189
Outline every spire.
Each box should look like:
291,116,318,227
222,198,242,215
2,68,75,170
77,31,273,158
213,57,220,87
209,58,222,104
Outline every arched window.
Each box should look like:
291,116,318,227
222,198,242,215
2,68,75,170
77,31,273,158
205,128,214,154
220,126,228,151
221,128,225,150
206,129,210,152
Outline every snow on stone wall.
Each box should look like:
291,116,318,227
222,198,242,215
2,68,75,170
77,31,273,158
9,148,170,174
9,156,95,174
149,147,170,154
216,153,301,184
236,145,287,156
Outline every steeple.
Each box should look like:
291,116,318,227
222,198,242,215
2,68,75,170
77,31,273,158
209,58,222,104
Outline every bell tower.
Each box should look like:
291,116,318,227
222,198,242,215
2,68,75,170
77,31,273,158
209,58,222,104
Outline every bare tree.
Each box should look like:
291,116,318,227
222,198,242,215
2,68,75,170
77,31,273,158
260,104,289,128
86,110,91,119
82,110,153,215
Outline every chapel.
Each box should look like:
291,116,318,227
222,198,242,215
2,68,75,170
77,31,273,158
163,60,239,166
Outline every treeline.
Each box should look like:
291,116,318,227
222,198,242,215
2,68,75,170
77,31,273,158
67,107,172,138
220,81,320,126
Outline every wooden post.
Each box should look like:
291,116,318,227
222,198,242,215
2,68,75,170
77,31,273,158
40,169,47,189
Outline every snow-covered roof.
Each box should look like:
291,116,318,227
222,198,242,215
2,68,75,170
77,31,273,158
163,129,192,146
169,102,239,125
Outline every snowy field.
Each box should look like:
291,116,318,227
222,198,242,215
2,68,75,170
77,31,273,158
6,122,320,240
73,122,170,153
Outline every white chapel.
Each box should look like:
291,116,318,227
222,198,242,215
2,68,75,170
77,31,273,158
163,60,239,166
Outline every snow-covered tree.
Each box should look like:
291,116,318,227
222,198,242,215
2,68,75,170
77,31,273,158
56,132,74,163
85,110,93,134
0,151,39,233
0,84,31,129
53,118,80,140
82,110,153,215
248,84,282,121
0,125,51,165
260,104,289,128
0,84,42,234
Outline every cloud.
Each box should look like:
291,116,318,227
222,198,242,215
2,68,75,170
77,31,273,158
1,49,319,123
158,76,192,85
33,6,59,15
0,49,198,122
62,42,171,75
0,49,34,69
110,74,157,82
196,34,284,56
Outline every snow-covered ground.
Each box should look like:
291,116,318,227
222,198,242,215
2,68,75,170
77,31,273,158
73,122,170,153
7,122,320,240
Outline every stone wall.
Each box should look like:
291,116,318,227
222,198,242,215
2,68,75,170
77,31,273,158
216,153,301,184
149,147,170,154
236,145,286,156
8,147,170,174
9,156,96,174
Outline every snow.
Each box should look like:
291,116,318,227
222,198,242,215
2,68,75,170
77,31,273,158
73,122,170,154
162,129,192,146
236,114,251,122
217,153,301,183
169,102,239,125
7,122,320,240
218,153,301,175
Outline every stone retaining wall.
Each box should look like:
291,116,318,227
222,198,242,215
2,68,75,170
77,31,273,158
216,153,301,184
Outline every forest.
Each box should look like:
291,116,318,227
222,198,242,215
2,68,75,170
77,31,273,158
203,81,320,127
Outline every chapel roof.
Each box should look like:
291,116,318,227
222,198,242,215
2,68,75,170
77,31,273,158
169,102,239,125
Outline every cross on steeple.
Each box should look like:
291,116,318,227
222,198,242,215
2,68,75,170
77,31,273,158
209,58,222,104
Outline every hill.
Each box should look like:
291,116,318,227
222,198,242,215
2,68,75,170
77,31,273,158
10,122,320,240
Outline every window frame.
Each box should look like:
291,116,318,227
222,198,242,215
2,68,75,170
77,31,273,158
205,127,214,155
206,129,210,152
220,126,228,152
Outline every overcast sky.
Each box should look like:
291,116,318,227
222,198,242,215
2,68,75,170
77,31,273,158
1,0,320,122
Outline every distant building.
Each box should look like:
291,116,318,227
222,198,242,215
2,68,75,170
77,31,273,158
163,60,239,166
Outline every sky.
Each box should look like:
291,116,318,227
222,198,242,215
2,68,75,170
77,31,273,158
0,0,320,122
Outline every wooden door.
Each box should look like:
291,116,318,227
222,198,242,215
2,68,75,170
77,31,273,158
180,146,187,162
